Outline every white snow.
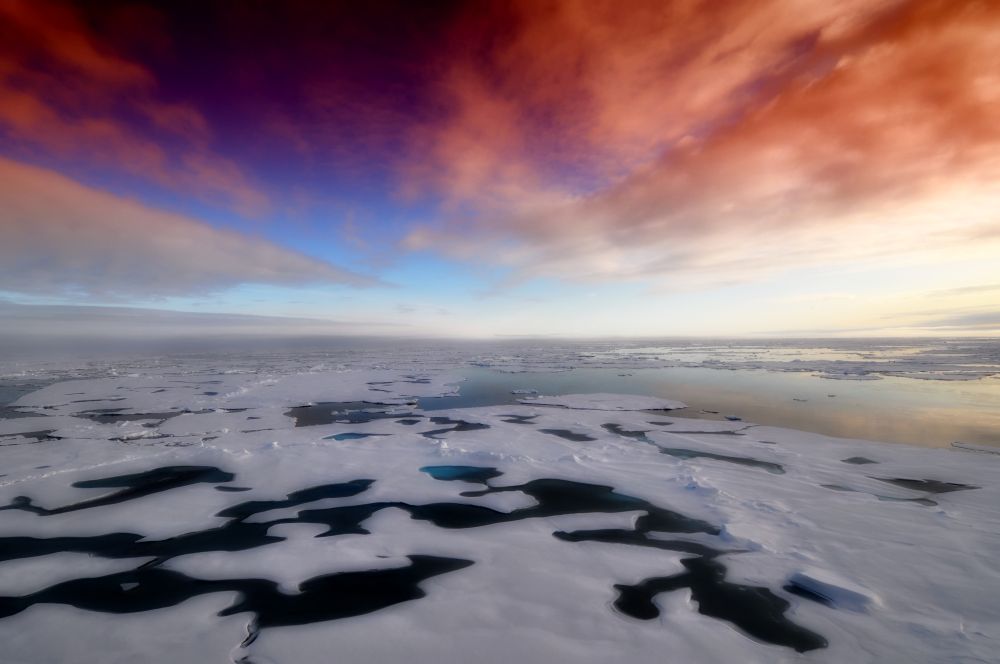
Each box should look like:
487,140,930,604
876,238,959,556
0,357,998,663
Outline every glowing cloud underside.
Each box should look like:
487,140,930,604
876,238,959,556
404,0,1000,286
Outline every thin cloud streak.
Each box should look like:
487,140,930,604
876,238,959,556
927,284,1000,298
0,301,406,339
0,158,381,298
908,311,1000,330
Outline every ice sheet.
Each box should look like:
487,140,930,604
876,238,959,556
1,359,998,663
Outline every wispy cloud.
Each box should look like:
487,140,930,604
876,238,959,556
0,158,380,298
910,311,1000,330
0,301,407,340
926,283,1000,298
0,0,266,214
403,0,1000,289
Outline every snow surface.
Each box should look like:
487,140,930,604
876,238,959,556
0,358,998,663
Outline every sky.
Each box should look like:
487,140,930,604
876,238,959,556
1,0,999,338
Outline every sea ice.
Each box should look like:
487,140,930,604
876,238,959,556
0,358,998,663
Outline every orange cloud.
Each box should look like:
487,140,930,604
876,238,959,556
1,0,151,87
0,157,378,297
0,0,265,215
405,0,1000,286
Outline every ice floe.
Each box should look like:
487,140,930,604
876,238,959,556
0,358,998,663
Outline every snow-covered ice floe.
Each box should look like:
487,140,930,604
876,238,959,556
0,364,998,664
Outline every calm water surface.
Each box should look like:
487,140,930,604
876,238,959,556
419,366,1000,448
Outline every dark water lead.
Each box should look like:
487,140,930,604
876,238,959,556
323,432,390,441
655,446,785,474
0,477,376,564
0,520,290,565
70,397,127,404
553,529,723,558
613,557,827,653
538,485,827,653
784,583,828,606
874,477,978,494
603,423,781,473
454,479,719,534
0,406,41,420
0,533,149,564
842,457,878,465
0,555,473,630
661,430,747,436
0,464,826,652
285,402,420,427
498,414,538,425
538,428,596,442
821,484,938,507
291,477,721,535
1,466,234,516
783,581,839,608
74,408,202,424
216,479,375,522
0,429,61,444
602,423,652,441
420,416,491,439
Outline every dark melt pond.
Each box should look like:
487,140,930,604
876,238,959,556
286,402,420,427
0,462,827,652
420,465,502,484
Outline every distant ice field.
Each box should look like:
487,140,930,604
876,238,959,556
3,337,998,447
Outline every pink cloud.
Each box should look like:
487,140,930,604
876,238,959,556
403,0,1000,286
0,0,266,215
